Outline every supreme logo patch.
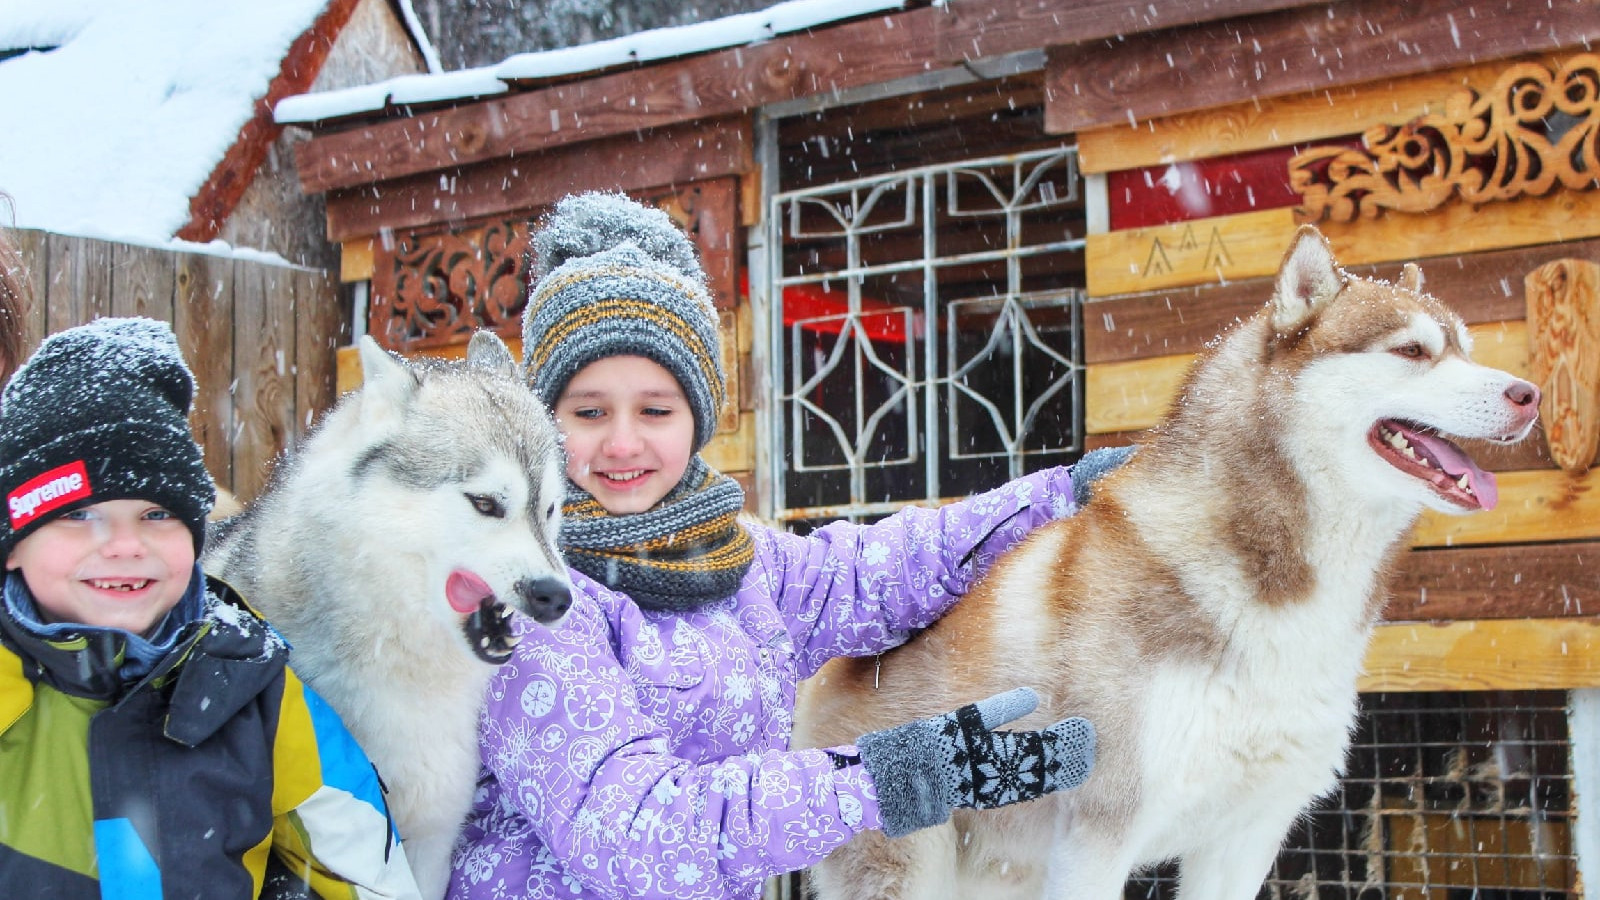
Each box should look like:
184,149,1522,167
8,460,92,529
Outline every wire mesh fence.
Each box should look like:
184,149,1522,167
1126,691,1576,900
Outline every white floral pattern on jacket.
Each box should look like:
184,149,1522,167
449,468,1076,900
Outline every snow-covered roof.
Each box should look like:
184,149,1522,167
275,0,907,125
0,0,337,248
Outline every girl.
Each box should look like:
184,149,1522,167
448,193,1117,900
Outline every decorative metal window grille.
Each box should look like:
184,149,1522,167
1128,691,1577,899
763,147,1087,524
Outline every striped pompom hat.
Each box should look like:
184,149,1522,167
521,192,725,451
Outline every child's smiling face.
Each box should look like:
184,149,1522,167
554,355,697,515
6,498,194,635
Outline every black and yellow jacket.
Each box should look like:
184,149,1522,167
0,573,421,899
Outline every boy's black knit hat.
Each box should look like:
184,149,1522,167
0,317,215,557
522,192,726,452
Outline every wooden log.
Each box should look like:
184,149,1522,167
1319,190,1600,281
1359,617,1600,692
1385,542,1600,622
1086,207,1295,298
1524,259,1600,474
1046,0,1600,136
1074,54,1563,175
1412,468,1600,548
1089,190,1600,297
335,335,527,393
1085,238,1600,365
173,254,237,492
323,118,751,241
1087,320,1530,434
294,0,1323,195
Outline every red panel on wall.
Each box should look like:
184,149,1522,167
1108,139,1362,231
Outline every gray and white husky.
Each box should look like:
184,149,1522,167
795,226,1541,900
206,331,571,900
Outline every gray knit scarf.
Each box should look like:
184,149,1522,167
560,457,754,611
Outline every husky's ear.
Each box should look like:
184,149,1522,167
355,335,420,427
1398,262,1425,294
465,330,518,379
1271,226,1344,334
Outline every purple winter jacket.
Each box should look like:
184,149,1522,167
447,468,1077,900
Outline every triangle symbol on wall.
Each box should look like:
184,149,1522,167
1202,228,1233,270
1144,238,1173,277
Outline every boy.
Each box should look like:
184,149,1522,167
0,317,420,899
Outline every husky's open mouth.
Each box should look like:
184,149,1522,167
465,598,518,664
1369,419,1498,511
447,570,520,664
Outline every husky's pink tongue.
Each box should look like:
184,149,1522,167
446,570,493,614
1407,431,1499,510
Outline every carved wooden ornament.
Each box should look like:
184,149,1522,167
367,179,741,352
1293,54,1600,223
1524,258,1600,473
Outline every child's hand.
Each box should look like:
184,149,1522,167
1071,445,1137,507
856,687,1096,837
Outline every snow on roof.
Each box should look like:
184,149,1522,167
274,0,907,125
0,0,331,249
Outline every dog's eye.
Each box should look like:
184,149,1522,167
546,503,557,520
1392,342,1428,360
466,494,506,518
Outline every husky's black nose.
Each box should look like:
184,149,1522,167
516,575,572,624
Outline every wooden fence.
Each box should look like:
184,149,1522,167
8,229,345,503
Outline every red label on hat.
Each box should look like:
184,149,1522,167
8,460,92,529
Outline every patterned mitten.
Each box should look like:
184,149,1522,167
856,687,1095,838
1071,445,1137,507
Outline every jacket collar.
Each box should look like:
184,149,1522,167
0,576,287,745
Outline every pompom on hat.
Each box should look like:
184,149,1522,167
522,192,726,451
0,317,215,557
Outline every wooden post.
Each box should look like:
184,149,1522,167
1525,259,1600,474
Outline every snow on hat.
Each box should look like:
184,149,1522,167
0,317,215,557
522,191,725,452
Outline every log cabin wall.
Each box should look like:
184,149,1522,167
1059,34,1600,680
1043,9,1600,889
299,0,1600,687
291,0,1600,890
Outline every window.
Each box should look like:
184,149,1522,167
761,146,1088,527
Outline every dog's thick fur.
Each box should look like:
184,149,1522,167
205,332,572,900
794,228,1541,900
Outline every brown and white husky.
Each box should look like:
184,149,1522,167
794,226,1540,900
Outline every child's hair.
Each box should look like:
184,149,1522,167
521,192,726,452
0,193,31,383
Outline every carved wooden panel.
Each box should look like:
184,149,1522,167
369,220,530,351
1291,54,1600,223
1525,258,1600,474
368,177,740,351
